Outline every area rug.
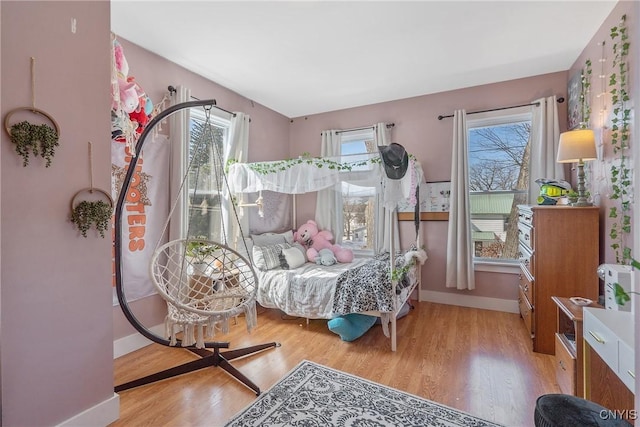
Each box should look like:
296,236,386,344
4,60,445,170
225,360,503,426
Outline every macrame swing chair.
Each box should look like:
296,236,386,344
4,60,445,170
114,99,278,396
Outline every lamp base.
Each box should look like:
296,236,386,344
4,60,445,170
573,160,592,207
572,195,592,207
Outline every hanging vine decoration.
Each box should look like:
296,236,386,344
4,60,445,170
608,14,632,264
227,152,418,176
581,59,592,127
3,57,60,167
69,142,114,238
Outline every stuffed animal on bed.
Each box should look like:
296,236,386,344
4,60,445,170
315,248,337,266
294,220,354,264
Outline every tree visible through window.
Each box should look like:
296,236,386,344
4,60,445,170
468,112,531,261
186,110,229,241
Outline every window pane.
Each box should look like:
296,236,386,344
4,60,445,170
340,135,376,253
468,121,530,260
342,183,375,251
187,114,227,241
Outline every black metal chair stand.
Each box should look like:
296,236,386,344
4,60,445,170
115,341,280,396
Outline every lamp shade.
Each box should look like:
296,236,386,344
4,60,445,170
556,129,597,163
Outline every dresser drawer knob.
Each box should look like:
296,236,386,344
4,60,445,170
588,330,605,344
559,360,567,371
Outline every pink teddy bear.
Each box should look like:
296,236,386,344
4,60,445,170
294,220,354,264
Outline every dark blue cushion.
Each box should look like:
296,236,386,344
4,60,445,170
328,313,377,342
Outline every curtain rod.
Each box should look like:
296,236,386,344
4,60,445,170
167,85,236,117
437,97,565,121
337,123,394,134
319,123,394,136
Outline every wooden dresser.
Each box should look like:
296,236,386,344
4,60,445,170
517,205,599,355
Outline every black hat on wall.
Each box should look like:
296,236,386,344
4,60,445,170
378,143,409,180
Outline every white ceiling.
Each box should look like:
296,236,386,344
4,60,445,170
111,1,618,118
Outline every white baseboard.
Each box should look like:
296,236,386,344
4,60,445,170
113,324,165,359
420,290,519,314
56,393,119,427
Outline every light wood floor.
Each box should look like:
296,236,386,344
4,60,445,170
111,301,560,427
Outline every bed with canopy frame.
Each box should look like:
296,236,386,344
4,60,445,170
226,141,427,351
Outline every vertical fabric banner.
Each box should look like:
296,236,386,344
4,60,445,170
112,134,169,305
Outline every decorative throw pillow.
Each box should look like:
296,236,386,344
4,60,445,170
281,244,306,269
251,230,294,246
253,243,289,271
327,313,377,342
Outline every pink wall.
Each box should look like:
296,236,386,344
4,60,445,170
568,0,639,404
1,1,114,425
116,37,291,164
567,1,636,266
289,72,568,299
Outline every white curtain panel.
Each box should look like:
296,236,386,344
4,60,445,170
374,122,400,255
224,112,250,245
315,130,342,239
446,110,475,290
168,85,191,241
528,95,564,203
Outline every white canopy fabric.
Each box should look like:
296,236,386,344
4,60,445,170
227,155,424,210
228,159,343,194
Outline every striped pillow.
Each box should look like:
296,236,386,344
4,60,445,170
253,243,289,271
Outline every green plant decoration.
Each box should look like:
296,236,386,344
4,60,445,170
227,152,394,175
613,258,640,306
9,120,59,167
186,239,220,263
608,14,632,265
70,200,112,238
581,59,592,126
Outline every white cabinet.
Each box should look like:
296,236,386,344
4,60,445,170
583,307,635,393
619,340,636,392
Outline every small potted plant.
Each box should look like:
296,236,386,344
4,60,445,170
186,239,220,267
185,239,221,304
70,200,112,238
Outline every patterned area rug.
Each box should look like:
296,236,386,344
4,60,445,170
225,360,503,426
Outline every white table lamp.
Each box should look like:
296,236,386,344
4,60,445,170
557,129,597,206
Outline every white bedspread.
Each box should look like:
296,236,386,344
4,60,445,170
256,258,369,319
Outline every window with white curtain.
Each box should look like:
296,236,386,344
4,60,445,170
339,128,377,255
467,107,532,262
185,108,231,241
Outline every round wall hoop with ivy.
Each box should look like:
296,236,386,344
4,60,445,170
70,188,114,238
4,108,60,167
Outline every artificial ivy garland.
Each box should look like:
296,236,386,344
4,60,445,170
581,59,592,125
9,120,59,167
608,14,632,264
70,200,112,238
225,151,415,176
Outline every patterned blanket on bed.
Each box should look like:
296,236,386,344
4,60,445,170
332,252,410,315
